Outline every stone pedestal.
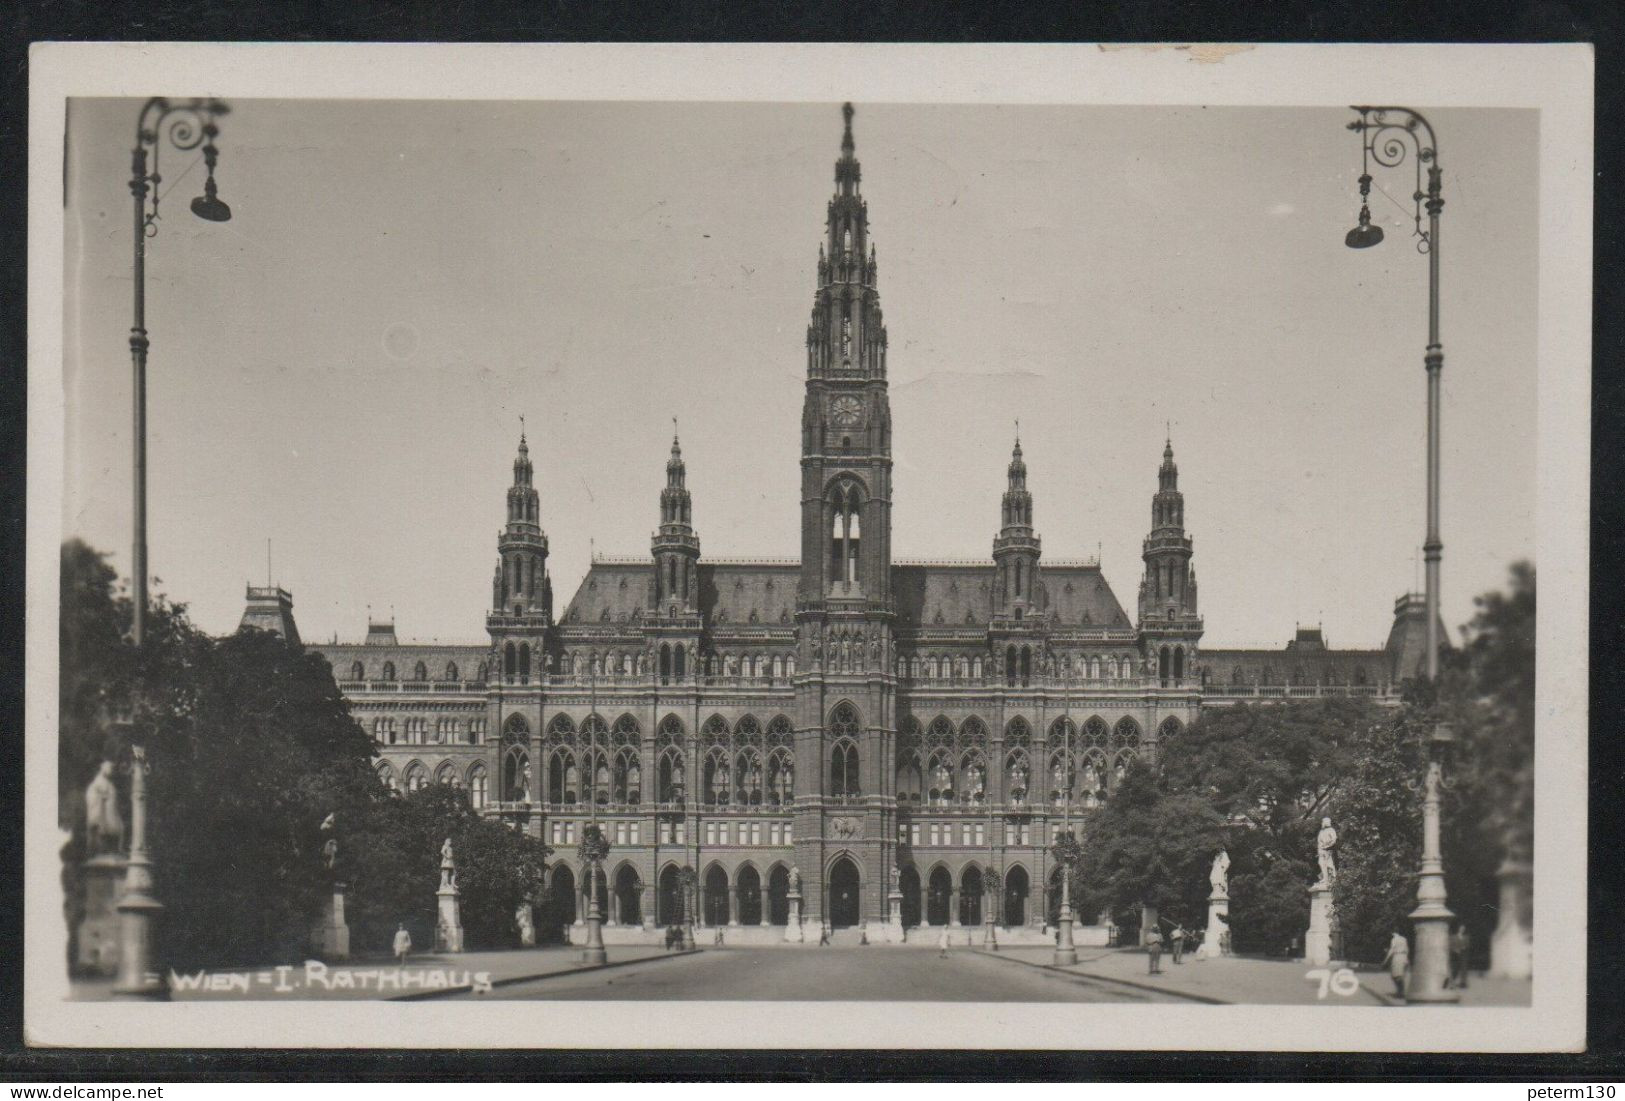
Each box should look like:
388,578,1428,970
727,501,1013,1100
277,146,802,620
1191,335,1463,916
516,901,536,948
785,891,805,943
1304,883,1334,967
75,854,127,976
883,890,906,944
313,882,351,960
436,882,464,953
1140,902,1159,947
1203,890,1229,958
1490,859,1533,979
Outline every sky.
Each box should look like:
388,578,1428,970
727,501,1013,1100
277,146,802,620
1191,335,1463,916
61,99,1538,649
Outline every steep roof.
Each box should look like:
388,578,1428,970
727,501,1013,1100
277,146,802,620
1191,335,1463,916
561,557,1130,629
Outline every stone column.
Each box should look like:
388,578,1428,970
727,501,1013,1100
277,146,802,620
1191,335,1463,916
728,885,740,926
314,882,351,960
785,890,805,943
1305,884,1334,966
949,887,962,927
1202,892,1227,957
758,889,771,927
641,883,656,931
1490,858,1533,979
437,878,465,953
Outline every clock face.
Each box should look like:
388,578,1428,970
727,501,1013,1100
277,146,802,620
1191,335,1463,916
830,395,864,429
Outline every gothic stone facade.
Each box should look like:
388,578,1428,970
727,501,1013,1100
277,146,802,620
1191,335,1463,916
245,105,1432,937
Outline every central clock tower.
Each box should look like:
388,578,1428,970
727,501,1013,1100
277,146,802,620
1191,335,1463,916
794,103,898,931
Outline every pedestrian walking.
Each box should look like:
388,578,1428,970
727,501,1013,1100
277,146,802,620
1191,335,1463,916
818,922,831,947
1381,929,1410,998
393,922,412,965
1146,927,1164,975
1170,924,1185,965
714,925,725,947
937,926,949,959
1450,925,1471,990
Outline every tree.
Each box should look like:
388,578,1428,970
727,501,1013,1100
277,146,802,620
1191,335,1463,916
344,785,551,954
1082,760,1226,935
60,541,387,971
1154,699,1374,954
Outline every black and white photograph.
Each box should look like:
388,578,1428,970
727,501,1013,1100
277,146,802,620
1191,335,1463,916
24,43,1591,1052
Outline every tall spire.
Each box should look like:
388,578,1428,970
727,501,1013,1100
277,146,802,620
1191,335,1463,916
492,428,550,618
994,431,1041,615
806,101,887,379
653,422,700,613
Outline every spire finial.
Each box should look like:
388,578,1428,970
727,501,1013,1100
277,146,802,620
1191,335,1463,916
841,102,855,154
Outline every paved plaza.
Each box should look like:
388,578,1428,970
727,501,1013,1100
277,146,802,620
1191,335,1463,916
463,946,1182,1002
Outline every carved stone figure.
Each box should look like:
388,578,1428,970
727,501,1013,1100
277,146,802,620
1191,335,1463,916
440,837,457,889
1315,817,1338,887
891,865,902,892
789,866,802,893
84,761,124,856
321,837,339,872
1210,849,1231,898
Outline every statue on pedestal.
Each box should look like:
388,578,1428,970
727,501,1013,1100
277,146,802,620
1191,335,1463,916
1314,817,1338,888
319,812,338,872
440,837,457,890
890,864,902,893
789,866,801,894
84,761,124,856
1209,849,1230,898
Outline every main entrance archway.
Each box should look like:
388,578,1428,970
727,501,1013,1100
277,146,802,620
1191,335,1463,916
657,865,683,925
1003,866,1029,927
960,865,984,926
545,864,576,942
767,865,790,925
898,866,922,928
737,865,763,926
703,865,729,926
828,856,861,928
926,866,952,926
614,864,642,926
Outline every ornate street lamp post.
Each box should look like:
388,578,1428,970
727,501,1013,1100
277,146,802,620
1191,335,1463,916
579,673,609,965
111,709,166,1000
128,98,232,646
1343,105,1458,1005
1344,105,1444,681
1406,722,1460,1002
1052,685,1078,966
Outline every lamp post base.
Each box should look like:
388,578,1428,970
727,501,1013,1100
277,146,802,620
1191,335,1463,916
1054,907,1078,967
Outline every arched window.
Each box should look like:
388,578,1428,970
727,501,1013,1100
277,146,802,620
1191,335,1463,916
519,643,531,680
350,661,364,682
382,661,396,681
376,762,395,792
925,717,955,805
1173,646,1185,682
404,762,428,792
445,660,459,681
1005,645,1018,687
1020,646,1032,687
504,643,517,678
413,661,428,682
435,761,457,787
503,713,531,803
895,717,922,803
829,483,863,590
468,764,488,809
1158,716,1183,742
734,715,763,805
828,703,861,797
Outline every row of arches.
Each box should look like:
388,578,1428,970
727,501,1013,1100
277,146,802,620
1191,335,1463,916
1222,664,1375,687
540,858,1084,931
349,659,487,684
566,649,799,682
460,704,1184,808
376,759,490,808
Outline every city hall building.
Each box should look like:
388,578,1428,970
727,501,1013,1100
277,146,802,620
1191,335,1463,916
242,105,1432,944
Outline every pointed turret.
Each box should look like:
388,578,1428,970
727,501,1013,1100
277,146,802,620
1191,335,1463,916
491,430,551,619
1138,436,1202,685
652,428,701,615
806,102,888,380
993,429,1042,617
